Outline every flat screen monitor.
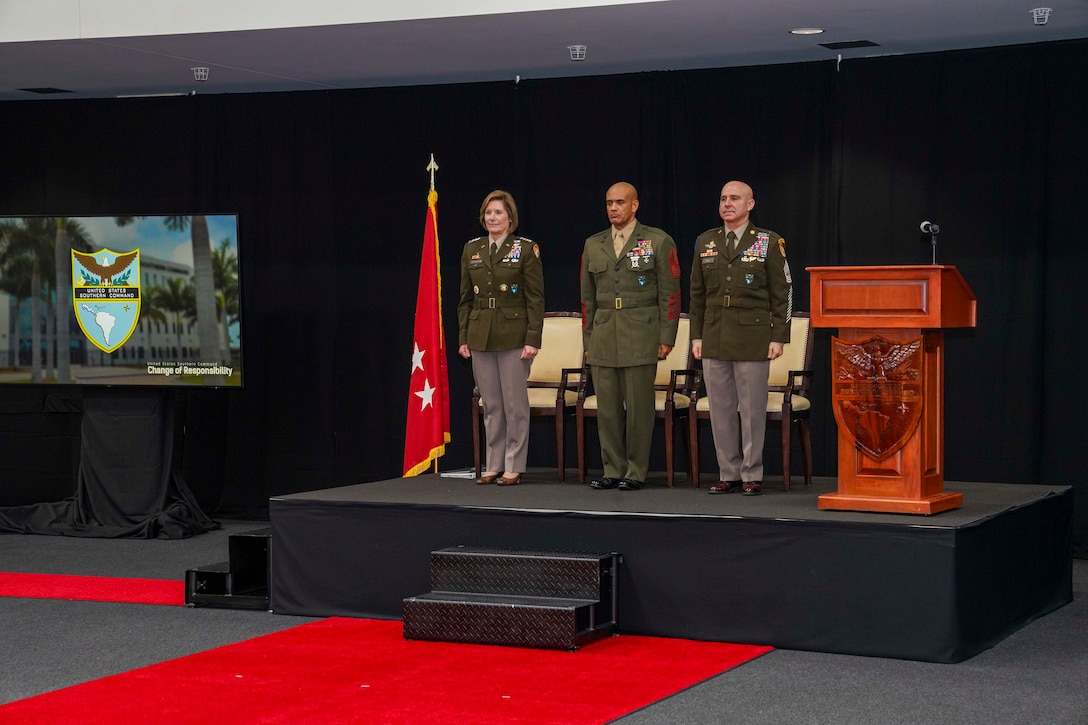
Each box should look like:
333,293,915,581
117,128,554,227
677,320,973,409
0,214,242,387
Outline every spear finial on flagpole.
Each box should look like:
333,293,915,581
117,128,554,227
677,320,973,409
427,153,439,191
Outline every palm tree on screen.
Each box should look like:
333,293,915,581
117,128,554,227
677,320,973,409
2,218,93,381
117,215,220,366
211,237,240,360
146,277,195,357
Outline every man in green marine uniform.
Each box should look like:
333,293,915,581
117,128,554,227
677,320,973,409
689,180,792,496
580,182,681,491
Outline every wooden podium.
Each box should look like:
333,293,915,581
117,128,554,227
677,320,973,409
809,266,977,514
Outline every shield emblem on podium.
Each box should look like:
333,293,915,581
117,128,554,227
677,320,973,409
72,248,141,354
831,336,923,461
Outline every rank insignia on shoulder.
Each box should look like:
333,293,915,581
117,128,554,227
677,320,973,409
779,239,786,257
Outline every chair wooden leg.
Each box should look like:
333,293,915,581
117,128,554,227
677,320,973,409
665,415,674,487
800,419,813,487
781,419,792,493
681,411,692,484
555,408,565,482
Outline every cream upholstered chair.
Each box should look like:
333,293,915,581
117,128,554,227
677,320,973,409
472,312,583,481
576,314,695,487
688,312,814,491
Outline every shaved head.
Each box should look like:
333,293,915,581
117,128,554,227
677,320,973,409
606,182,640,229
719,181,755,229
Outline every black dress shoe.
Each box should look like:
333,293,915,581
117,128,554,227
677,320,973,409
708,480,742,494
618,478,643,491
741,481,763,496
589,477,620,490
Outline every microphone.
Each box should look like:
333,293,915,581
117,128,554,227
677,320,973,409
920,221,940,235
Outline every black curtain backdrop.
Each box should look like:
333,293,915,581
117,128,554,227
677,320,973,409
0,41,1084,551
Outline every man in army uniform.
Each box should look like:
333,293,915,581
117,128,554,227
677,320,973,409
581,182,681,491
690,180,792,496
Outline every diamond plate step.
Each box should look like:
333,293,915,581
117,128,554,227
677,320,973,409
403,547,620,650
430,546,617,600
403,591,612,650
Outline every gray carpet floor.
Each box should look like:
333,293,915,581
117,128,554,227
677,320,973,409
1,520,1085,723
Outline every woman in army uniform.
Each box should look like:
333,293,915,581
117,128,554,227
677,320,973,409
457,190,545,486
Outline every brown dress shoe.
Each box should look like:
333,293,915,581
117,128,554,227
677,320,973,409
476,473,500,485
498,473,522,486
708,480,743,494
741,481,763,496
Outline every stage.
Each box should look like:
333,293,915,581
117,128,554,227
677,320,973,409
268,472,1073,663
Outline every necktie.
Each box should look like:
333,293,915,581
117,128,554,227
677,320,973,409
613,232,625,258
726,230,737,257
491,242,500,259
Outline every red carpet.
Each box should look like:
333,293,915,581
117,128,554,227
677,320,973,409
0,572,184,605
0,617,771,724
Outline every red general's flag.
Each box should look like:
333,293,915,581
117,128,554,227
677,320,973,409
403,188,451,476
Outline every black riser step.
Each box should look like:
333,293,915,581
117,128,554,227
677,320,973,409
184,527,272,611
185,562,269,610
403,592,614,650
430,547,617,600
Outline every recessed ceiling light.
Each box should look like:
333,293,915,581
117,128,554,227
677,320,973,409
790,28,824,35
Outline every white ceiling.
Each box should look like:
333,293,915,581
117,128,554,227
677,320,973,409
1,0,1086,101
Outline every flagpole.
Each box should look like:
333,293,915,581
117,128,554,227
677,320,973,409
403,153,450,477
428,154,439,476
429,154,438,477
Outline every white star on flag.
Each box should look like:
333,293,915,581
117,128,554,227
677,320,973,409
411,342,425,373
414,379,436,410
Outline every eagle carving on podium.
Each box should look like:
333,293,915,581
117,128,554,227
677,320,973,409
831,336,924,461
77,250,139,286
833,338,922,381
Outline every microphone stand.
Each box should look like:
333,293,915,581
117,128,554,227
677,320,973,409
929,232,938,265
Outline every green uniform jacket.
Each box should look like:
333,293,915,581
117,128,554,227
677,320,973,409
689,223,793,361
458,235,545,351
580,222,681,367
